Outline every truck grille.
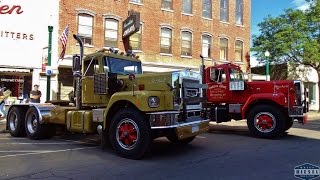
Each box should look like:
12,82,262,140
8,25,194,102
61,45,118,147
182,78,201,106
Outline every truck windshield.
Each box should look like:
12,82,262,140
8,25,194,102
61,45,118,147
229,69,244,81
104,57,142,75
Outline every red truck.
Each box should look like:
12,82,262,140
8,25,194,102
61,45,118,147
204,63,308,138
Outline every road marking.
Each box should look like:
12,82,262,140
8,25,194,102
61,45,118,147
3,142,97,145
0,147,98,158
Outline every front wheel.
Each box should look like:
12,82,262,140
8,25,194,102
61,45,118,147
247,105,285,138
109,108,152,159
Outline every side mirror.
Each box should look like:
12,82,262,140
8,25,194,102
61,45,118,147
72,55,81,76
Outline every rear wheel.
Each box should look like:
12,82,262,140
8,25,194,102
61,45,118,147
109,108,152,159
7,107,26,137
247,105,285,138
25,107,54,140
167,135,196,145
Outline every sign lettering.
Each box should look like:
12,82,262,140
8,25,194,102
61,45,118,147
0,4,23,15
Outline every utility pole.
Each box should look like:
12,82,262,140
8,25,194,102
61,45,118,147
46,25,53,102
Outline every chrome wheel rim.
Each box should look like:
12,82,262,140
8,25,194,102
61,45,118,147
9,112,18,131
26,112,38,134
254,112,276,133
116,118,139,150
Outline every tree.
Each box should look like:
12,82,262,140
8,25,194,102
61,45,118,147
251,1,320,111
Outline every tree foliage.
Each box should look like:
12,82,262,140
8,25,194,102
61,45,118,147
251,1,320,69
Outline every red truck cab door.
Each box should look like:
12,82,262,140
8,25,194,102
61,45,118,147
206,67,231,103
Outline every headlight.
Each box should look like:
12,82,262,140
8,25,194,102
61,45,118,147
148,96,160,108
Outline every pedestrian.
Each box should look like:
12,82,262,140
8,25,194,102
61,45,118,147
30,84,42,103
0,87,10,117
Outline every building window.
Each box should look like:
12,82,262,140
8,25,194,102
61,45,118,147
202,35,211,58
181,31,192,56
104,19,118,48
182,0,192,14
129,24,142,50
160,28,172,54
220,0,229,22
202,0,212,18
235,40,243,61
78,13,93,45
130,0,143,3
219,38,228,60
162,0,173,10
305,82,316,105
236,0,243,24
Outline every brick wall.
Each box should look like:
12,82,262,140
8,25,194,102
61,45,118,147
59,0,251,71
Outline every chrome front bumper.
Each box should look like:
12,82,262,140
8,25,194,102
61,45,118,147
147,110,209,129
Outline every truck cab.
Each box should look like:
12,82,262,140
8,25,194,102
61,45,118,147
205,63,308,138
6,35,209,159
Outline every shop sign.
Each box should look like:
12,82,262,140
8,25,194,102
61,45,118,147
1,78,24,83
0,4,23,15
122,12,140,39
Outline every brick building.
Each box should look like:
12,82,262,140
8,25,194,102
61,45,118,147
56,0,251,99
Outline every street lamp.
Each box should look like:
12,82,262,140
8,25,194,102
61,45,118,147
265,50,270,81
46,16,53,102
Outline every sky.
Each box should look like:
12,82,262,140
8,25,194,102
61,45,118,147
250,0,311,66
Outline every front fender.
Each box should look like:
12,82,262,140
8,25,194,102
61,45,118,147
242,93,287,119
105,91,173,114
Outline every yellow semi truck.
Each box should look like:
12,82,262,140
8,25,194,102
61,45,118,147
6,35,209,159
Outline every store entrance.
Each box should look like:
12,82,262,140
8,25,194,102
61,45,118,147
0,73,32,100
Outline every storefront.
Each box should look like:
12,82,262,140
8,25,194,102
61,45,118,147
0,0,59,103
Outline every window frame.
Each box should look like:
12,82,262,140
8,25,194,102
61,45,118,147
235,40,243,62
161,0,173,10
220,0,229,22
77,13,94,46
202,0,212,19
219,37,228,61
129,23,143,51
201,34,212,59
235,0,243,25
104,18,119,48
182,0,193,15
181,30,193,57
129,0,143,4
160,27,173,54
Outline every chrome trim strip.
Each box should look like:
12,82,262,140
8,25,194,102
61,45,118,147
151,119,210,129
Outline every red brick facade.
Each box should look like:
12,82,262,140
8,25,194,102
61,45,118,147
58,0,251,71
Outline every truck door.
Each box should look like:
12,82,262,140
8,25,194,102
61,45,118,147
82,57,108,105
207,67,230,103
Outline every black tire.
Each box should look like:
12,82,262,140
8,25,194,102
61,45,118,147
7,107,26,137
25,107,54,140
167,135,196,145
285,119,293,131
247,105,285,138
109,108,152,159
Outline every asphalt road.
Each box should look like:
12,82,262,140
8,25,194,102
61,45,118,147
0,120,319,180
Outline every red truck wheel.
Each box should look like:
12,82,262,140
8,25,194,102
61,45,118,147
247,105,285,138
109,108,152,159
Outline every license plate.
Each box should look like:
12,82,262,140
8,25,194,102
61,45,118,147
192,124,199,133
